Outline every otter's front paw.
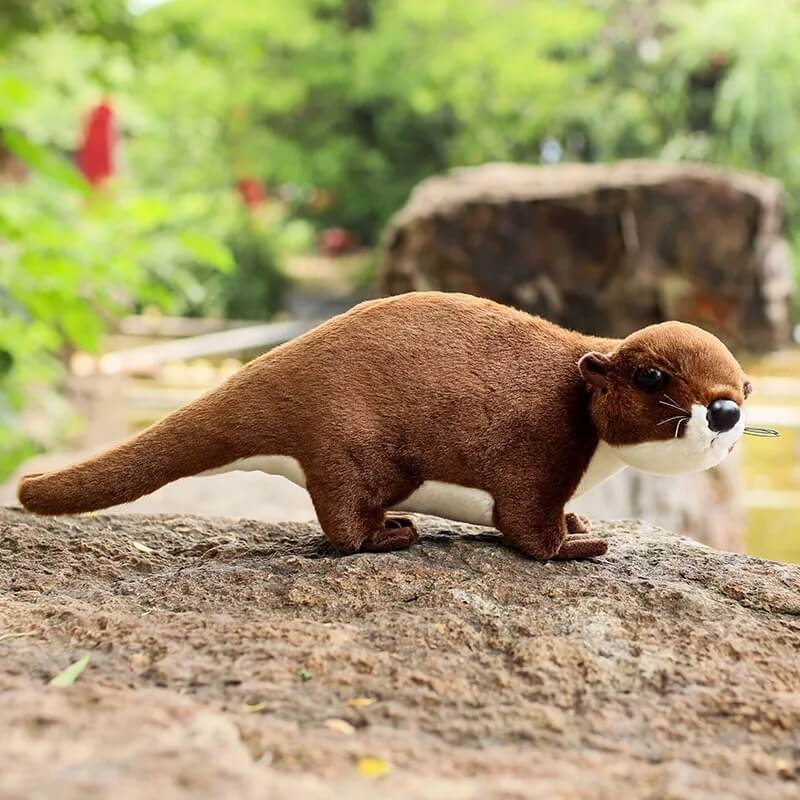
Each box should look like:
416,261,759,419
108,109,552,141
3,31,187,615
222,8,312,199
383,513,417,531
361,515,420,553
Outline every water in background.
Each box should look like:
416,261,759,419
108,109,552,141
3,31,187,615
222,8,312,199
743,350,800,563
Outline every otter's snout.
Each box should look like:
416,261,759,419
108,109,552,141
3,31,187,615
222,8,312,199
707,399,740,433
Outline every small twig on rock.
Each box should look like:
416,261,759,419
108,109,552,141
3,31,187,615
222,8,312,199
0,631,37,643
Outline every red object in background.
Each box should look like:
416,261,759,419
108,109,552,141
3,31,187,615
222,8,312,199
76,101,116,186
237,177,266,207
320,227,357,257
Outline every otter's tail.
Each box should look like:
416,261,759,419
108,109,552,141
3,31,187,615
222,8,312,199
17,398,241,515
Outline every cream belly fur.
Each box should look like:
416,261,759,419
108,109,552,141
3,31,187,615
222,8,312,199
202,441,629,527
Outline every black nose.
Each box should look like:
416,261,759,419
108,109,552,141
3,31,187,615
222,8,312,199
707,399,740,433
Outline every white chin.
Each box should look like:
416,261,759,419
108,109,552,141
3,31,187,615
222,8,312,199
610,404,745,476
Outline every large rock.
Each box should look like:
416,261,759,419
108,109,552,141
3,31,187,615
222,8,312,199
1,508,798,799
379,161,794,351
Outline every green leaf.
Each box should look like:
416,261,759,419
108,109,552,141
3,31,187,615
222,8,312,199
61,304,103,352
179,231,235,272
49,653,91,687
2,130,88,194
0,349,13,377
0,75,31,122
127,196,171,227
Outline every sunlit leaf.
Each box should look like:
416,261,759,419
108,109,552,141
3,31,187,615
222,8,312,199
60,305,103,352
2,130,88,194
357,757,391,779
49,653,91,687
179,231,235,272
325,718,356,735
241,700,269,713
0,75,31,122
346,697,376,707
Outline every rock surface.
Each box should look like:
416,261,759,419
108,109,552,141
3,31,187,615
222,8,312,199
1,508,799,799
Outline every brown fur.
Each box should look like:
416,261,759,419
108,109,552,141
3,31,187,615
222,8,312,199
17,292,749,560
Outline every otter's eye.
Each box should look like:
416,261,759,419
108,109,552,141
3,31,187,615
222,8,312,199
636,368,668,393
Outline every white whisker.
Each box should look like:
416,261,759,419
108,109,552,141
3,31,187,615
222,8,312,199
675,417,689,439
743,426,780,438
661,393,690,414
658,414,688,426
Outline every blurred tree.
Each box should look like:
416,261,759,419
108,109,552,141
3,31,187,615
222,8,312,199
1,0,137,44
592,0,800,286
140,0,603,240
138,0,800,259
661,0,800,197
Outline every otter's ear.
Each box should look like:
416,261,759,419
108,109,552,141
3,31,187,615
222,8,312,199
578,352,611,389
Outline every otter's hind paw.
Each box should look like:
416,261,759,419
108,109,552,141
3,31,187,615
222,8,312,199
551,533,607,561
565,512,592,535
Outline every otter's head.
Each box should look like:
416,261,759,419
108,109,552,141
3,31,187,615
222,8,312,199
578,322,750,475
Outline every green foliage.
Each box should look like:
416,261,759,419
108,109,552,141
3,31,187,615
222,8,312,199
218,222,288,321
134,0,800,247
2,131,89,192
662,0,800,170
140,0,603,239
0,25,240,477
1,0,135,45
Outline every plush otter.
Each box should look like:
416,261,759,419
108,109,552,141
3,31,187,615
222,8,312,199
18,292,753,560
